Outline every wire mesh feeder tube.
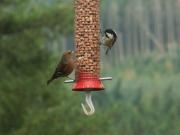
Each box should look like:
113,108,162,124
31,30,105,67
73,0,104,115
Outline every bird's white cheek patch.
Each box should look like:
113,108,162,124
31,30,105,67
106,33,113,39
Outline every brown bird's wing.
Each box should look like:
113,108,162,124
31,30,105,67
47,56,67,85
52,61,67,78
47,57,74,85
47,51,75,85
47,63,66,85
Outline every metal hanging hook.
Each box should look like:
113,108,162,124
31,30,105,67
81,91,95,116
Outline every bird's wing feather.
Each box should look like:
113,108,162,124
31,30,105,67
112,37,117,45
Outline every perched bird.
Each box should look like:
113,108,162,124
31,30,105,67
101,29,117,55
47,50,74,85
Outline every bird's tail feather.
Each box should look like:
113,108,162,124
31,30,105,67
47,78,53,85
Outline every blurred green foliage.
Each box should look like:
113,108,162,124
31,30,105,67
0,0,180,135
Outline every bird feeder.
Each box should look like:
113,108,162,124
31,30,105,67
65,0,112,116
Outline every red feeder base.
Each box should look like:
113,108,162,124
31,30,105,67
73,72,104,91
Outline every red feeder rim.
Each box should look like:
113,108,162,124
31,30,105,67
72,72,104,91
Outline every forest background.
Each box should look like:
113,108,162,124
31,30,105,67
0,0,180,135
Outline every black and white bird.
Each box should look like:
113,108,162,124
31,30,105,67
101,29,117,55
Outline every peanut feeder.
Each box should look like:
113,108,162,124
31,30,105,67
65,0,112,116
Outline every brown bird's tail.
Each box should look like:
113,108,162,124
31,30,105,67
47,78,53,85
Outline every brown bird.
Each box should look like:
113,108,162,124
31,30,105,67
47,50,74,85
101,29,117,55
